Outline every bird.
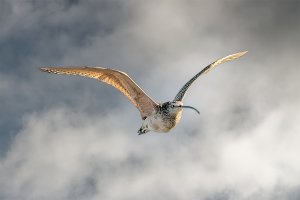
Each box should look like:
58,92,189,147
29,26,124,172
40,51,247,135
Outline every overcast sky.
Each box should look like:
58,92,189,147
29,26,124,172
1,0,300,199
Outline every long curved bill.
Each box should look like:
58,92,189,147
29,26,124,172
176,105,200,114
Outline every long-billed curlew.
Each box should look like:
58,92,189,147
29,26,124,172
40,51,247,134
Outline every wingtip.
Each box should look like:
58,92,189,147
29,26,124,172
229,50,248,60
40,67,48,72
40,67,53,73
239,50,248,56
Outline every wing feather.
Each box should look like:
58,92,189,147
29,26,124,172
174,51,247,101
40,66,158,119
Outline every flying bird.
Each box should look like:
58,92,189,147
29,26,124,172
40,51,247,135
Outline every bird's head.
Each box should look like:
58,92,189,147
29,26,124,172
162,101,200,115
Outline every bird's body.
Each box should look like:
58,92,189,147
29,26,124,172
141,101,183,133
40,51,247,134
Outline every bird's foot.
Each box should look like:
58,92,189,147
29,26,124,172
138,128,148,135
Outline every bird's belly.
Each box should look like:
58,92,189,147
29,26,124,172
146,112,182,133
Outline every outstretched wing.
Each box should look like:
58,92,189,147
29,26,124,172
40,66,158,119
174,51,247,101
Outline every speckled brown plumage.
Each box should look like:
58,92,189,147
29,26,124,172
40,67,158,119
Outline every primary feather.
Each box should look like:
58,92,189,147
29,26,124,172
173,51,247,101
40,66,158,119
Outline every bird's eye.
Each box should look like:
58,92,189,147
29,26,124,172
171,105,175,108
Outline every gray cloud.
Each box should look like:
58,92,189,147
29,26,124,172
1,0,300,199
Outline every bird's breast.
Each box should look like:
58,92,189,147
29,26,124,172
146,110,182,132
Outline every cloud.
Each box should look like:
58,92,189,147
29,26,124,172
1,0,300,199
1,102,300,199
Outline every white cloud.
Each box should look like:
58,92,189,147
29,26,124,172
1,0,300,199
1,101,300,200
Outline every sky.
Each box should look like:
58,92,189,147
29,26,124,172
0,0,300,199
